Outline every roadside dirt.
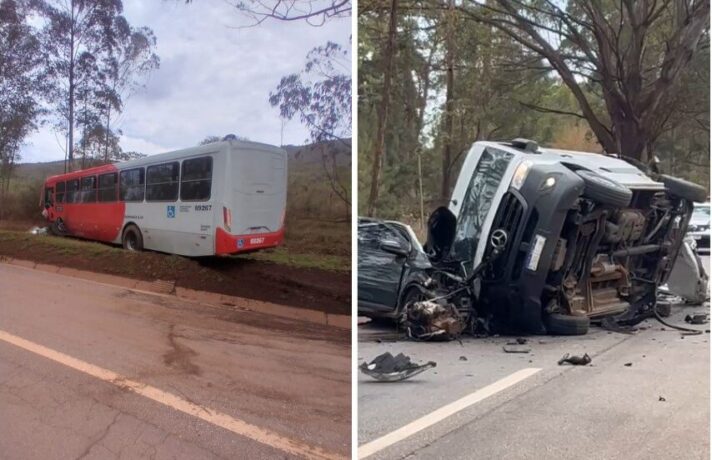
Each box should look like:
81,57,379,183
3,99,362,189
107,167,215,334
0,227,350,315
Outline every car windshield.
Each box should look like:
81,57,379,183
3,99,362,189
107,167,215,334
450,147,514,265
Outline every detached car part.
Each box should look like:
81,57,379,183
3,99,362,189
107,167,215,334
663,237,709,304
359,352,436,382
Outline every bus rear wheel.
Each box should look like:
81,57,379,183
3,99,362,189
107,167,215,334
122,225,143,252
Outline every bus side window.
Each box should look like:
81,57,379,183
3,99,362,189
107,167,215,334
56,181,65,203
180,157,212,201
98,172,118,202
146,162,179,201
80,176,97,203
66,179,79,203
120,168,145,202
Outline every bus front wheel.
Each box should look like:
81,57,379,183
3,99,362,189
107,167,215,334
122,225,143,252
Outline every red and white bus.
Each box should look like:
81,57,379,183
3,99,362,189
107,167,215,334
41,138,287,257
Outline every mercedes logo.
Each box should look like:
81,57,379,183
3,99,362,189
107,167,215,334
490,229,508,249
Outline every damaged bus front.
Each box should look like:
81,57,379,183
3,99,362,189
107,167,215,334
416,140,707,336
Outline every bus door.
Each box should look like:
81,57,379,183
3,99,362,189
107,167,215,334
43,186,54,220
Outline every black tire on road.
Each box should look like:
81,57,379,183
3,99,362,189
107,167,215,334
659,174,707,203
576,169,632,208
544,312,590,335
122,224,143,251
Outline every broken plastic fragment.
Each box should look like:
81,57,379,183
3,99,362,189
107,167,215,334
558,353,592,366
359,352,436,382
685,314,709,325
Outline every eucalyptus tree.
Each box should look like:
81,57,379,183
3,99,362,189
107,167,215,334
0,0,45,196
41,0,157,169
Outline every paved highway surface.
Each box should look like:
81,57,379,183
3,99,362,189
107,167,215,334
358,260,710,459
0,263,350,459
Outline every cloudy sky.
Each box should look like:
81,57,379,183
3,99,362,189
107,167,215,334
21,1,351,163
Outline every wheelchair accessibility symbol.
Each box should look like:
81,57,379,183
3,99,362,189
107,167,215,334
237,239,244,249
167,205,176,218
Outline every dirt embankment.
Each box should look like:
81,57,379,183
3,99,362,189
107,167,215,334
0,228,351,315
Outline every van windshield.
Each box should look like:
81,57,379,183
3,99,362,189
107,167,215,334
450,147,514,266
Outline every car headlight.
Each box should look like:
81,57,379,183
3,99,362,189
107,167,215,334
511,160,532,190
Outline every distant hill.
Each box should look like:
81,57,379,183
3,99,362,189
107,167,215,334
14,139,352,183
283,138,351,170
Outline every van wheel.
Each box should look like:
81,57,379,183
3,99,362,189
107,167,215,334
659,175,707,203
576,170,632,208
122,225,143,251
544,313,590,335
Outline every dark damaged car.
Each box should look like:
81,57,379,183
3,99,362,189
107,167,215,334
357,218,432,318
358,139,707,336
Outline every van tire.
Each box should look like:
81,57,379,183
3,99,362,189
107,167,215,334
122,225,143,251
544,313,590,335
659,175,707,203
576,170,632,208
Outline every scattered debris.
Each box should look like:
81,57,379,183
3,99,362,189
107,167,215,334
359,352,436,382
659,396,666,402
558,353,591,366
516,337,528,344
404,301,465,341
28,226,48,235
459,355,468,361
684,314,709,325
624,362,633,367
601,317,638,334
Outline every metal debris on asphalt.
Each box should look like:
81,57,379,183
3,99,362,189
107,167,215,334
359,352,436,382
558,353,592,366
684,314,709,325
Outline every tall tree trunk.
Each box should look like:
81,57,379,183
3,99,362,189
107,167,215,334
440,0,455,202
104,106,110,163
366,0,398,217
67,0,75,171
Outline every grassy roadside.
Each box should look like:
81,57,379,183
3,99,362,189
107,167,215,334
0,218,350,272
0,225,351,314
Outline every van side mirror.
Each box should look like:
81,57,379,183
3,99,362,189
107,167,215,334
380,240,410,257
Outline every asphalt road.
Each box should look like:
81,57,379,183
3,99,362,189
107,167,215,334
0,263,350,459
358,277,710,458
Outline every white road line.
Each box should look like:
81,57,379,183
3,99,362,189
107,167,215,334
0,329,344,460
358,367,542,459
